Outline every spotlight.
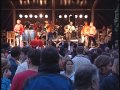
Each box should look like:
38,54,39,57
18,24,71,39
75,15,78,18
24,15,28,18
64,14,67,18
79,14,83,18
69,14,72,17
39,14,43,18
19,14,23,18
59,15,62,18
84,15,88,18
34,15,38,18
29,14,33,18
45,14,48,18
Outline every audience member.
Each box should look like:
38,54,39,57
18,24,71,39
1,57,11,90
11,49,41,90
72,46,91,71
15,46,31,74
74,64,99,90
94,55,112,84
60,59,75,82
100,58,119,90
22,46,74,90
110,50,119,59
8,46,21,82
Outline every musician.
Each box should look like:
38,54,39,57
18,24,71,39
14,19,24,47
44,20,53,41
88,22,97,47
64,21,75,41
33,22,43,39
81,21,90,46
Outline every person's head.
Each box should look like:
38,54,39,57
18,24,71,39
76,46,84,54
63,55,71,61
112,58,119,75
90,22,93,26
94,55,112,75
101,52,111,56
1,57,11,78
70,21,73,25
114,41,119,50
84,21,88,26
104,47,110,53
63,59,74,72
96,48,102,55
41,46,60,65
75,64,99,90
17,19,21,24
58,54,64,70
20,46,31,63
90,52,99,64
27,49,41,67
111,50,119,59
11,46,21,60
44,20,49,24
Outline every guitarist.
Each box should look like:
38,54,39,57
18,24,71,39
64,21,75,41
88,22,97,47
44,20,53,44
81,21,90,46
14,19,24,47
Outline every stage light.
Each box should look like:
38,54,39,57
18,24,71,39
29,14,33,18
45,14,48,18
64,14,67,18
69,14,72,17
24,15,28,18
19,14,23,18
39,14,43,18
59,15,62,18
75,15,78,18
84,15,88,18
79,14,83,18
34,15,38,18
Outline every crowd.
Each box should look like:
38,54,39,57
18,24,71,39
1,39,119,90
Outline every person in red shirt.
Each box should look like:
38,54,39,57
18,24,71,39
10,49,41,90
30,36,44,48
14,19,24,47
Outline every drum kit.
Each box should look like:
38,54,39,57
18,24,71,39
23,23,81,45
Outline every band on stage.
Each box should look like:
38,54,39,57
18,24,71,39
14,19,97,47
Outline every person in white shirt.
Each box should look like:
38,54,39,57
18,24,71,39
72,46,91,72
64,21,75,41
81,21,90,46
15,46,31,74
88,22,97,48
14,19,24,47
60,59,75,82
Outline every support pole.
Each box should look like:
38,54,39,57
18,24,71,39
52,0,55,24
10,1,16,29
91,0,98,23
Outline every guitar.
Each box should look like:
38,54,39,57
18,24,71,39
64,25,72,33
14,24,24,36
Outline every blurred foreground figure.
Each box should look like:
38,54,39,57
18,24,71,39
23,46,74,90
74,64,99,90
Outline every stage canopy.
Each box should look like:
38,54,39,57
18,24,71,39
1,0,118,31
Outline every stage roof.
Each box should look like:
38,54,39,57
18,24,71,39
1,0,118,31
1,0,117,10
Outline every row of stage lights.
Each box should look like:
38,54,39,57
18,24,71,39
19,14,48,18
59,14,88,19
19,14,88,19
